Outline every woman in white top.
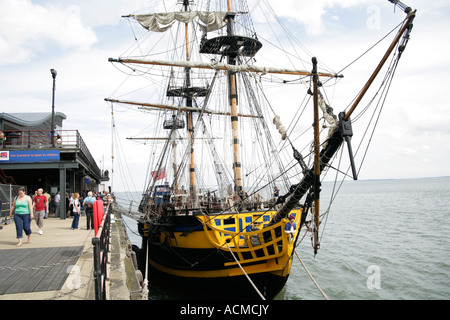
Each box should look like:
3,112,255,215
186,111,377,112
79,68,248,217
70,193,81,230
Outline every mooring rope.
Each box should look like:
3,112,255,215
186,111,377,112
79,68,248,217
141,239,150,300
226,242,266,300
294,249,329,300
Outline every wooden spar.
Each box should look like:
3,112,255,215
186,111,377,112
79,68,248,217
108,58,339,78
188,110,195,203
171,107,179,192
225,1,244,201
185,17,190,63
312,57,320,255
183,0,196,205
173,139,178,192
103,98,261,118
230,67,243,199
126,137,221,140
170,59,179,193
344,10,416,121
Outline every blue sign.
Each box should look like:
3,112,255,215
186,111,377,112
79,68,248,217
0,150,60,163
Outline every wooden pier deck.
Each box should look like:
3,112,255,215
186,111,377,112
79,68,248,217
0,215,95,300
0,246,84,295
0,211,141,300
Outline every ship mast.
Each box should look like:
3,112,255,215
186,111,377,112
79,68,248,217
182,0,196,206
311,57,320,255
171,74,179,192
225,0,244,202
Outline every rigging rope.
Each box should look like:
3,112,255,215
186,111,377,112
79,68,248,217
322,19,404,88
225,242,266,300
294,249,329,300
315,49,402,246
110,106,141,195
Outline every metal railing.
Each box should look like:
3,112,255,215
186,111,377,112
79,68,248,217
0,183,24,223
92,203,111,300
1,129,78,148
0,168,17,185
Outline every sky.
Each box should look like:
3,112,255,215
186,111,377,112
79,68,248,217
1,0,449,193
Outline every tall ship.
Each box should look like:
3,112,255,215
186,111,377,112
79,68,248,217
106,0,416,299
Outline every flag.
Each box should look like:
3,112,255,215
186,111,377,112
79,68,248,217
151,168,166,181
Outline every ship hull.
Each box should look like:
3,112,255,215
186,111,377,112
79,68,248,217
147,261,289,300
138,209,302,300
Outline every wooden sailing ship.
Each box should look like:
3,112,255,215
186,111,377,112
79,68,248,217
106,0,416,299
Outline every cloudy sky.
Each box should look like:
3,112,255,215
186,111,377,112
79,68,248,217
1,0,449,193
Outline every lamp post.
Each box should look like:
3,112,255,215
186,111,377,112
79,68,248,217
50,69,57,147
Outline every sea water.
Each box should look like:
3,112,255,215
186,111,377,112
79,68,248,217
116,177,450,300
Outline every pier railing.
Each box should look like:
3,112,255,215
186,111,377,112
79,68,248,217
92,203,111,300
0,183,23,223
1,129,80,149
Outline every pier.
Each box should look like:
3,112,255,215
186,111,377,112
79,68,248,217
0,112,110,221
0,206,143,300
0,112,144,300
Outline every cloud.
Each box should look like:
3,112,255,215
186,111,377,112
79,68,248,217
0,0,98,65
264,0,378,36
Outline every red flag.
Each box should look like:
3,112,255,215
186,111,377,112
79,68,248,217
151,168,166,181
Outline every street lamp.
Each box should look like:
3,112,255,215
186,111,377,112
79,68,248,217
50,69,57,147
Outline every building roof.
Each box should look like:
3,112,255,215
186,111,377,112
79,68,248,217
0,112,67,127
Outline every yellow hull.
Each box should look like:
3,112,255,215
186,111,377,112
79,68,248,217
143,209,302,280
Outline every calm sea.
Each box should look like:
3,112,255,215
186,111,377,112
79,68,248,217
116,177,450,300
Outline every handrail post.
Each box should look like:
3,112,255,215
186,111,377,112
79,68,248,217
91,203,111,300
92,237,102,300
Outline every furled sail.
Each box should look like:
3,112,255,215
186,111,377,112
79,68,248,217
134,11,228,33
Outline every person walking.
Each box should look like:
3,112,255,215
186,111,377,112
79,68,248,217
43,190,51,218
83,191,95,230
79,193,84,216
33,188,48,235
54,191,60,218
65,193,70,217
69,193,81,230
9,187,34,246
